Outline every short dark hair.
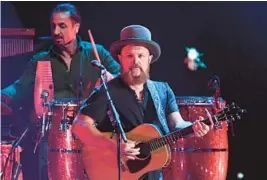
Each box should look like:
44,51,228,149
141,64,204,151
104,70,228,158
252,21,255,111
51,3,81,24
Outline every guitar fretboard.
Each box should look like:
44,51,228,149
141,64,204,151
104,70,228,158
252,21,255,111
147,126,193,151
146,112,226,151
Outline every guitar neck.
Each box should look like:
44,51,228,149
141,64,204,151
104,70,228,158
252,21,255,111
147,115,216,151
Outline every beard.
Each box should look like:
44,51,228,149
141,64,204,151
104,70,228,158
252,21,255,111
122,65,150,85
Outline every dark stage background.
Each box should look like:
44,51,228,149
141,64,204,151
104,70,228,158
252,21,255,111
1,1,267,180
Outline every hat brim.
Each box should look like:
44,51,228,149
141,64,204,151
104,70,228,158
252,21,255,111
110,39,161,63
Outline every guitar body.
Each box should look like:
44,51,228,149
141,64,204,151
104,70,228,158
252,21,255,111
82,124,171,180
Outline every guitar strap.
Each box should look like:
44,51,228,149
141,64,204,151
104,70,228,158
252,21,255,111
146,79,170,134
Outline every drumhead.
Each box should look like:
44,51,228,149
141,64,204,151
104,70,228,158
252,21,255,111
176,96,224,105
50,98,84,107
0,140,16,145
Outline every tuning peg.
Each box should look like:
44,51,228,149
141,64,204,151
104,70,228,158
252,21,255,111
231,116,235,122
231,102,237,109
231,102,236,106
224,106,230,112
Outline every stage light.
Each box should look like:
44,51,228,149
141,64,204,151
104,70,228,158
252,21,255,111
184,46,207,71
237,172,244,179
186,47,200,60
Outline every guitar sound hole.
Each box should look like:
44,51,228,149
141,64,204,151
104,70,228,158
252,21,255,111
126,142,152,173
135,143,150,159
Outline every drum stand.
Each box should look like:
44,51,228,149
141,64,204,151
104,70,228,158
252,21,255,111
32,92,53,180
34,91,53,153
33,102,53,180
0,127,28,180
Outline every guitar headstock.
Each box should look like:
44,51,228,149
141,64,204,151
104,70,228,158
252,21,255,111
216,102,247,123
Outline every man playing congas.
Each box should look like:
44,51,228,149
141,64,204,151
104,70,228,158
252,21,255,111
1,3,120,180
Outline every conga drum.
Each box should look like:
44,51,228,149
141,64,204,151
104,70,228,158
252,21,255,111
47,98,87,180
0,140,23,180
163,96,228,180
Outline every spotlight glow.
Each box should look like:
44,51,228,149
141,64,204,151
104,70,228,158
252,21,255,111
187,47,199,60
184,46,207,69
237,172,244,179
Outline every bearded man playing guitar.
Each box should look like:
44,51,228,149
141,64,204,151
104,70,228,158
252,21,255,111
72,25,212,180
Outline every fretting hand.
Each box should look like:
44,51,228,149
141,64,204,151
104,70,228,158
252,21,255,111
192,109,214,137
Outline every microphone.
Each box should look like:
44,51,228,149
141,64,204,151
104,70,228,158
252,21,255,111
91,60,106,70
41,90,49,107
208,75,222,110
208,75,220,89
41,90,49,99
40,90,49,137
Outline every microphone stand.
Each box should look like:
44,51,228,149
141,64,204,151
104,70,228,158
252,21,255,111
41,91,49,137
208,75,221,109
212,76,236,136
1,127,28,180
208,75,223,129
213,76,221,110
99,68,127,180
33,90,51,153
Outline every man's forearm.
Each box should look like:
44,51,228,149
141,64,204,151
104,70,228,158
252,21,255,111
1,81,19,102
72,114,116,152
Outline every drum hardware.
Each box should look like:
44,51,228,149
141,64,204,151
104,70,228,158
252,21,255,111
1,127,28,180
46,111,53,131
208,75,222,109
208,75,224,130
58,103,76,132
59,119,70,132
1,125,17,141
47,98,86,179
40,90,49,137
208,75,236,136
13,164,22,180
11,161,22,180
33,91,53,153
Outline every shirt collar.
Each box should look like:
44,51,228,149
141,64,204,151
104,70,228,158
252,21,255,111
118,76,148,93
